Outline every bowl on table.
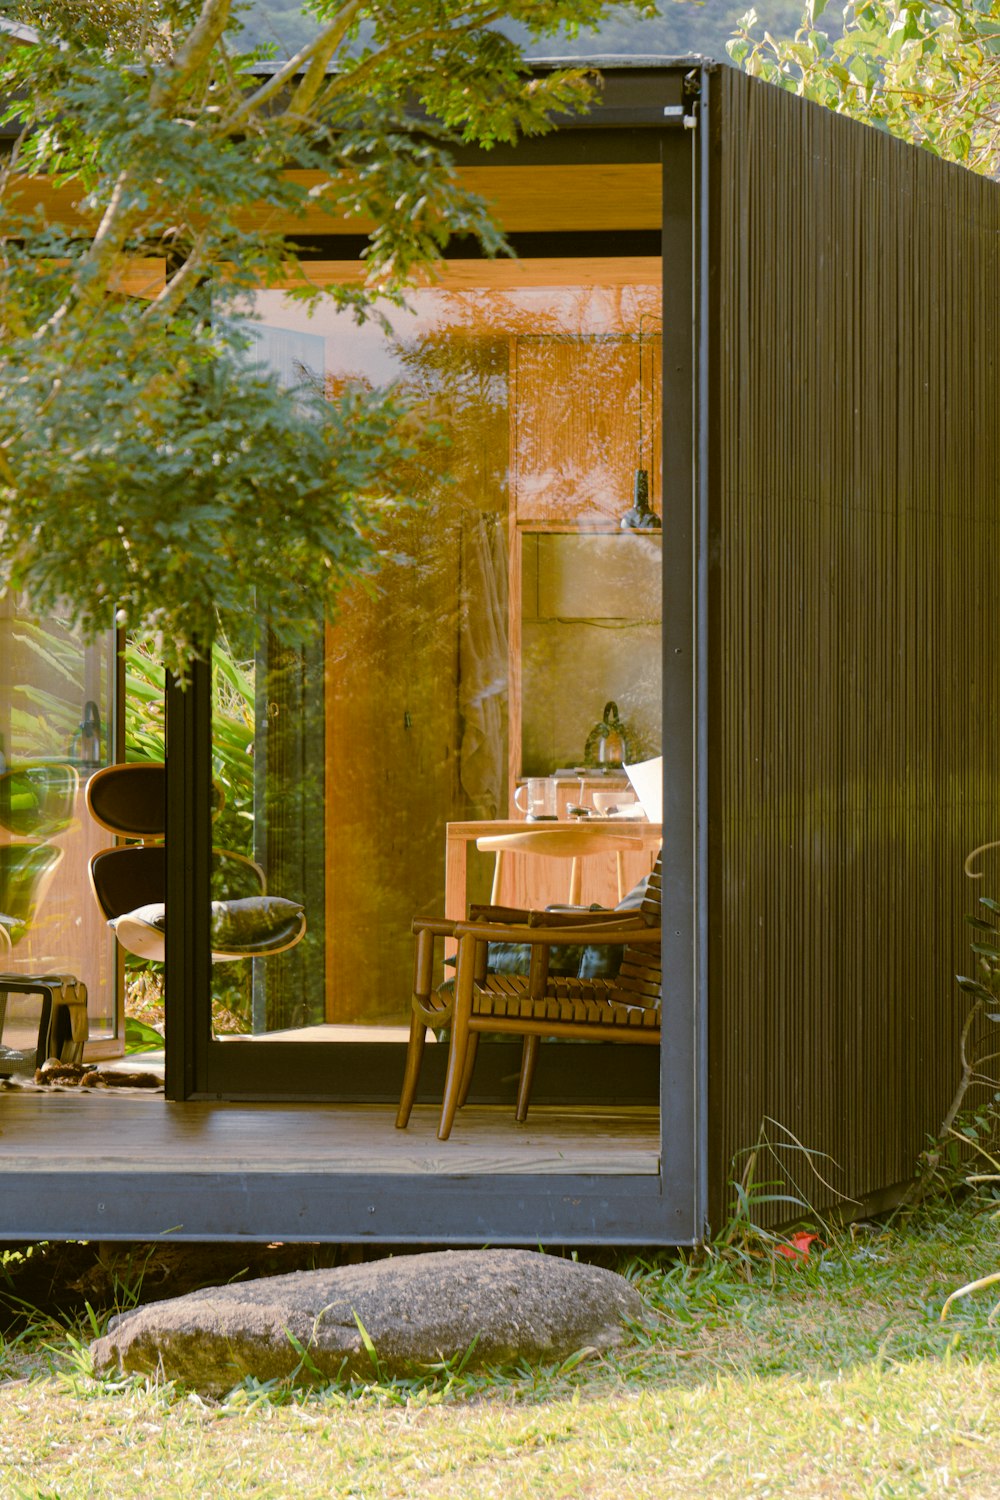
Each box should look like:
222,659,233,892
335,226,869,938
591,790,637,817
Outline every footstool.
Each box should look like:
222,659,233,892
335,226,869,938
0,973,90,1072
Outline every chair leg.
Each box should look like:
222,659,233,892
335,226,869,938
439,936,475,1140
398,925,444,1129
457,1032,480,1108
490,849,505,905
515,1035,539,1122
395,1010,427,1129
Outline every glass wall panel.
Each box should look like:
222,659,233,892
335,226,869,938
0,594,118,1056
211,270,663,1064
207,614,325,1039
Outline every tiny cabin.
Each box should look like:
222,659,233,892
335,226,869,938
2,60,1000,1245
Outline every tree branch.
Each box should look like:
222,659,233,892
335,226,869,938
154,0,233,108
284,0,365,120
218,0,364,133
33,168,135,335
322,9,508,105
32,2,237,333
141,231,212,323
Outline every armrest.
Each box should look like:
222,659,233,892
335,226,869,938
411,905,534,937
413,907,656,944
452,917,660,947
542,903,606,914
474,906,639,930
411,915,461,937
528,907,639,928
469,904,536,923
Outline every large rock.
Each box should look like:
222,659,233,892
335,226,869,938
90,1248,643,1395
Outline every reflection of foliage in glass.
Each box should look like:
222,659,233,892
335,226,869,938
123,641,166,765
125,633,257,1033
388,291,664,777
125,633,254,856
389,328,509,551
4,613,108,762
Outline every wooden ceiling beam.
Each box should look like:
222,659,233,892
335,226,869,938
273,256,662,289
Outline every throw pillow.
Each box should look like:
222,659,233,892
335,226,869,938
210,896,304,950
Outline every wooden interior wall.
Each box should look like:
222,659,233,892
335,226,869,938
710,69,1000,1223
323,286,663,1025
325,339,509,1024
519,532,662,776
508,326,663,791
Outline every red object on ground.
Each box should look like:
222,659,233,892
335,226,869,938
775,1231,820,1262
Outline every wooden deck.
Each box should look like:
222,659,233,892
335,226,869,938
0,1094,664,1244
2,1094,659,1176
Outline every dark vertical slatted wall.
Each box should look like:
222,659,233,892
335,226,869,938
709,68,1000,1223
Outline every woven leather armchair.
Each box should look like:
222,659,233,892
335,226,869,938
436,855,661,1138
395,829,657,1131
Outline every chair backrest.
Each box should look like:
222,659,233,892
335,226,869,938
87,762,168,927
611,853,662,1012
86,761,165,839
89,845,266,923
86,760,299,965
476,826,651,905
89,843,165,923
211,849,267,901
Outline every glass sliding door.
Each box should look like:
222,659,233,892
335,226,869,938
202,615,327,1043
196,260,663,1104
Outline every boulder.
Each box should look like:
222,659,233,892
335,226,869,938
90,1248,643,1395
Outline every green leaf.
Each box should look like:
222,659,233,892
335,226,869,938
353,1310,383,1376
124,1016,164,1054
956,976,994,1001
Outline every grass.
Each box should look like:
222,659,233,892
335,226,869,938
3,1202,1000,1497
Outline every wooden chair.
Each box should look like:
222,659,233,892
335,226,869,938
395,825,654,1130
436,855,662,1139
476,826,632,906
86,762,306,964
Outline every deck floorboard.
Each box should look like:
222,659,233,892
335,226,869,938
1,1095,659,1177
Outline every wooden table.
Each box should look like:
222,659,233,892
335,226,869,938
445,819,663,921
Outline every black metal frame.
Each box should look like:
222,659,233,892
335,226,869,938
0,1166,671,1245
658,80,710,1247
164,657,212,1102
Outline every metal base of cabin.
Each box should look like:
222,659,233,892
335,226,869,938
0,1095,666,1244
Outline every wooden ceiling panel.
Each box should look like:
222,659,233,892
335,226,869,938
259,164,663,236
7,163,662,237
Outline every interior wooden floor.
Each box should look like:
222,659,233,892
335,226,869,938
1,1094,659,1177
